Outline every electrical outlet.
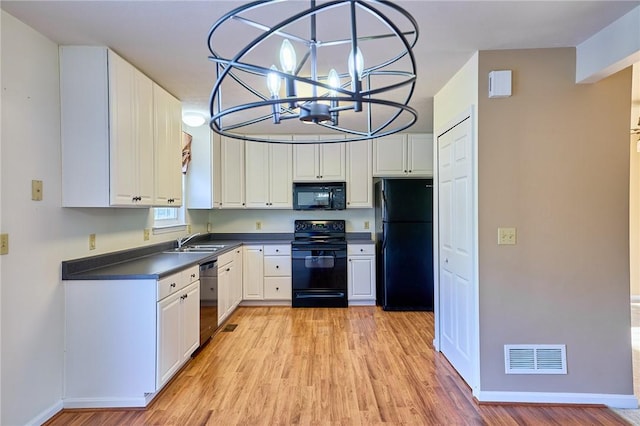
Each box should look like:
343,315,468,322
207,222,212,233
32,180,43,201
187,224,192,234
143,228,150,241
364,221,370,230
256,221,262,230
498,227,517,245
0,233,8,255
89,233,96,250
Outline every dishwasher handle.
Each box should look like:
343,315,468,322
200,260,217,273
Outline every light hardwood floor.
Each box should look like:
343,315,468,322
47,307,628,425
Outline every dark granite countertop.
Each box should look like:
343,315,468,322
62,232,373,281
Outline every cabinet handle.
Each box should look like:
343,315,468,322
170,283,176,288
275,249,279,252
184,293,188,299
259,249,262,252
226,268,230,272
276,265,279,269
408,170,412,173
276,287,279,291
191,273,196,278
360,248,364,252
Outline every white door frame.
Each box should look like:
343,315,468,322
432,105,481,395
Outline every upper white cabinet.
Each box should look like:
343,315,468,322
292,135,346,181
346,139,373,208
60,46,182,207
153,83,183,206
373,133,433,177
186,130,221,209
220,136,245,208
245,135,293,208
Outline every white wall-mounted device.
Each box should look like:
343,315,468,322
488,70,512,98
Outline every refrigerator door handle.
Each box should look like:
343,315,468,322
381,189,388,221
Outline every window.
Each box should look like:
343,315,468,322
153,177,187,231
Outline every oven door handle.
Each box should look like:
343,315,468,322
295,292,346,299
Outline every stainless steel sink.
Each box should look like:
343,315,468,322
165,244,226,253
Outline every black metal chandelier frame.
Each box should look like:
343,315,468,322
207,0,419,144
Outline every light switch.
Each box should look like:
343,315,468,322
89,234,96,250
32,180,43,201
498,227,517,245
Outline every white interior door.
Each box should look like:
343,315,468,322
437,115,476,386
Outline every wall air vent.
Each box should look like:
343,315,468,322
504,344,567,374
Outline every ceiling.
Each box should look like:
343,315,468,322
2,0,638,133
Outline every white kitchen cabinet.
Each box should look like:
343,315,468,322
263,245,292,300
346,139,373,208
186,131,221,209
373,133,433,177
245,137,293,208
157,279,199,388
61,46,180,207
218,250,241,325
347,243,376,305
233,247,244,307
153,83,183,206
220,136,245,208
292,135,346,181
243,245,264,300
64,263,199,408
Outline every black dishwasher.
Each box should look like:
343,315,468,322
199,260,218,346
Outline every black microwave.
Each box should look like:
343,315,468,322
293,182,346,210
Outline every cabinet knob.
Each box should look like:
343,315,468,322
276,249,279,252
170,283,176,288
191,273,196,278
360,248,364,252
226,268,230,272
276,265,279,269
276,287,279,291
259,249,262,252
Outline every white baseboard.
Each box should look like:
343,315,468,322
347,300,376,306
63,394,154,409
239,300,291,307
26,400,63,426
476,390,638,409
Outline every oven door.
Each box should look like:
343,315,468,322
291,245,347,307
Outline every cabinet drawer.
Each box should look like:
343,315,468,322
263,244,291,256
348,244,375,256
182,265,199,284
264,277,292,300
264,256,291,276
158,271,184,301
218,251,234,267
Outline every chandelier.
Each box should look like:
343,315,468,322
207,0,419,144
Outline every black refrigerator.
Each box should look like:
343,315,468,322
374,179,434,311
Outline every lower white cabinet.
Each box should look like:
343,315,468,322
64,264,200,408
347,243,376,305
243,244,292,303
157,278,199,389
218,250,242,326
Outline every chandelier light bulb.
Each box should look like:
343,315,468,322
327,68,340,95
279,39,297,74
266,65,281,96
348,47,364,81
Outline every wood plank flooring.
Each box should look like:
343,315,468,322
46,307,629,425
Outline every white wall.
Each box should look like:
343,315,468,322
0,12,207,425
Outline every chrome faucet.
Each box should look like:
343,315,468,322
177,233,201,249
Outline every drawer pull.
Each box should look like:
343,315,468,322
191,273,196,278
170,283,176,288
276,265,279,269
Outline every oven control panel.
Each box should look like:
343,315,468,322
294,220,345,233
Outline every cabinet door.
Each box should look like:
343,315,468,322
181,281,200,360
242,246,264,299
109,52,138,205
220,137,245,208
153,83,183,206
373,134,407,177
346,140,372,208
157,293,182,388
348,256,376,300
135,69,154,205
292,143,319,181
407,133,434,177
218,262,232,324
269,144,293,208
233,248,244,307
245,141,270,208
318,142,346,181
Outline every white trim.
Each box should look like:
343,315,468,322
239,300,292,307
25,400,63,426
476,391,638,409
631,295,640,303
62,394,155,409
